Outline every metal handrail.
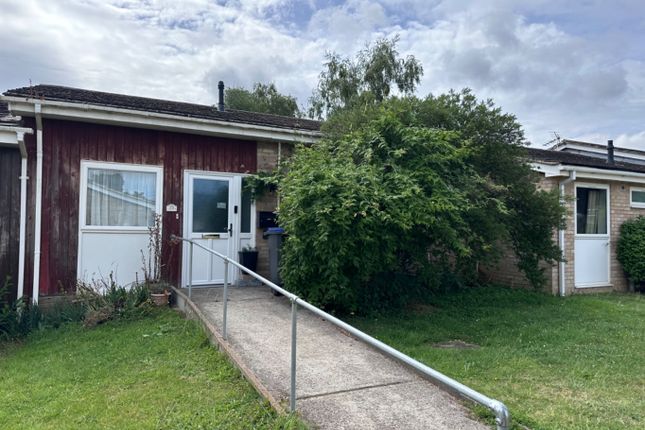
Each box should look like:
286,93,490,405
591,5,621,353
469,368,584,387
171,235,511,430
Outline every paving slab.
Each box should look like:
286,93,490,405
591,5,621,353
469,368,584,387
186,286,489,430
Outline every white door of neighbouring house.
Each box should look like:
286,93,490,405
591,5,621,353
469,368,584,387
182,172,255,287
77,161,163,288
574,184,610,287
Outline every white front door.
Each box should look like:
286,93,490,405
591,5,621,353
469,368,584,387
574,184,610,287
182,173,255,287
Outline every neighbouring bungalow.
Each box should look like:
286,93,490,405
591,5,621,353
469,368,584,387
484,140,645,295
0,84,321,304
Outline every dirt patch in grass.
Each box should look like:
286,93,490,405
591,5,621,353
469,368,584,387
432,340,480,349
407,303,437,315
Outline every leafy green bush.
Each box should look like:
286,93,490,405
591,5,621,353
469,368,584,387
617,216,645,288
277,96,563,313
280,112,491,312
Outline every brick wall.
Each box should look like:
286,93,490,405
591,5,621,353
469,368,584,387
480,176,559,293
562,179,645,293
484,174,645,295
253,141,288,277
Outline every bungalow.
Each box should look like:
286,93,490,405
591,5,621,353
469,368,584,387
484,140,645,295
0,84,321,304
2,84,641,304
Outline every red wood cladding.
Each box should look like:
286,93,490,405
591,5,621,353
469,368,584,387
24,118,257,296
0,147,22,300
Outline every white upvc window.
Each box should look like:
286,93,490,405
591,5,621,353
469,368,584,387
575,184,610,236
630,187,645,208
79,161,163,231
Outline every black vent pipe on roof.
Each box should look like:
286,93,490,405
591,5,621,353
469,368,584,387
607,139,614,164
218,81,225,112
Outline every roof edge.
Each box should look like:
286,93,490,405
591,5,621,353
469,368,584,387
2,96,321,144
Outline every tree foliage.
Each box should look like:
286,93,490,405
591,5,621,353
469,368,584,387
278,94,564,313
225,83,300,117
263,38,565,313
308,37,423,119
279,111,484,312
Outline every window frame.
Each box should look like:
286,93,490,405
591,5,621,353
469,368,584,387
79,161,164,232
574,182,610,238
630,187,645,209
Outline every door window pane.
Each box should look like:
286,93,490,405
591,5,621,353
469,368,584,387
86,168,157,227
241,178,252,233
193,179,229,233
576,188,607,234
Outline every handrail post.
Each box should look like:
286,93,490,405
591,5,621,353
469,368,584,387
188,241,193,300
223,259,229,340
290,298,297,412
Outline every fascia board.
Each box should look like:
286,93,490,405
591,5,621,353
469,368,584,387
532,162,645,184
2,96,321,144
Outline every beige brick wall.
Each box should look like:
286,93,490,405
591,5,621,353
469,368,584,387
253,141,291,277
480,176,559,293
486,174,645,295
561,179,645,293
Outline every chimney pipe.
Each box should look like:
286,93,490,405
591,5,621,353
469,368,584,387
217,81,225,112
607,139,614,164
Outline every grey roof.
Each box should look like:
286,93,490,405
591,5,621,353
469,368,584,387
527,147,645,174
551,139,645,158
3,84,322,132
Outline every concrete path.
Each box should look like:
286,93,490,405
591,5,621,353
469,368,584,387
184,286,489,430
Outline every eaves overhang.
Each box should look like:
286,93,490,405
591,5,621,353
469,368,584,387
532,161,645,184
1,96,322,144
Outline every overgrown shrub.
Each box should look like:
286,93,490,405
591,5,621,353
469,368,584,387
617,216,645,290
279,113,490,312
277,97,563,314
77,275,153,328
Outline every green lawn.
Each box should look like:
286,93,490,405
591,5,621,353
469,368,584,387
351,287,644,430
0,310,305,430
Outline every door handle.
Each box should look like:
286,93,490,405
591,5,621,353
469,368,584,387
228,223,233,235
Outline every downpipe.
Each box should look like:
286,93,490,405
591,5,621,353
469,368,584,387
558,170,576,297
32,102,43,304
17,132,29,300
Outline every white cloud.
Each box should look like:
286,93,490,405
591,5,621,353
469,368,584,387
615,131,645,150
0,0,644,148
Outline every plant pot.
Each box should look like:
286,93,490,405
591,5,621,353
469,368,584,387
151,291,170,307
238,251,259,272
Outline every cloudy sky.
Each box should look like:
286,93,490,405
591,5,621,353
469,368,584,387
1,0,644,148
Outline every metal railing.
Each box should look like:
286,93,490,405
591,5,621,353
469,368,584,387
171,235,511,430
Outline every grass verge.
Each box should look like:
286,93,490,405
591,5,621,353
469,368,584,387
0,309,306,430
350,287,644,430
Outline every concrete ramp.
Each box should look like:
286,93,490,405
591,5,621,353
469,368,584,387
176,287,489,430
